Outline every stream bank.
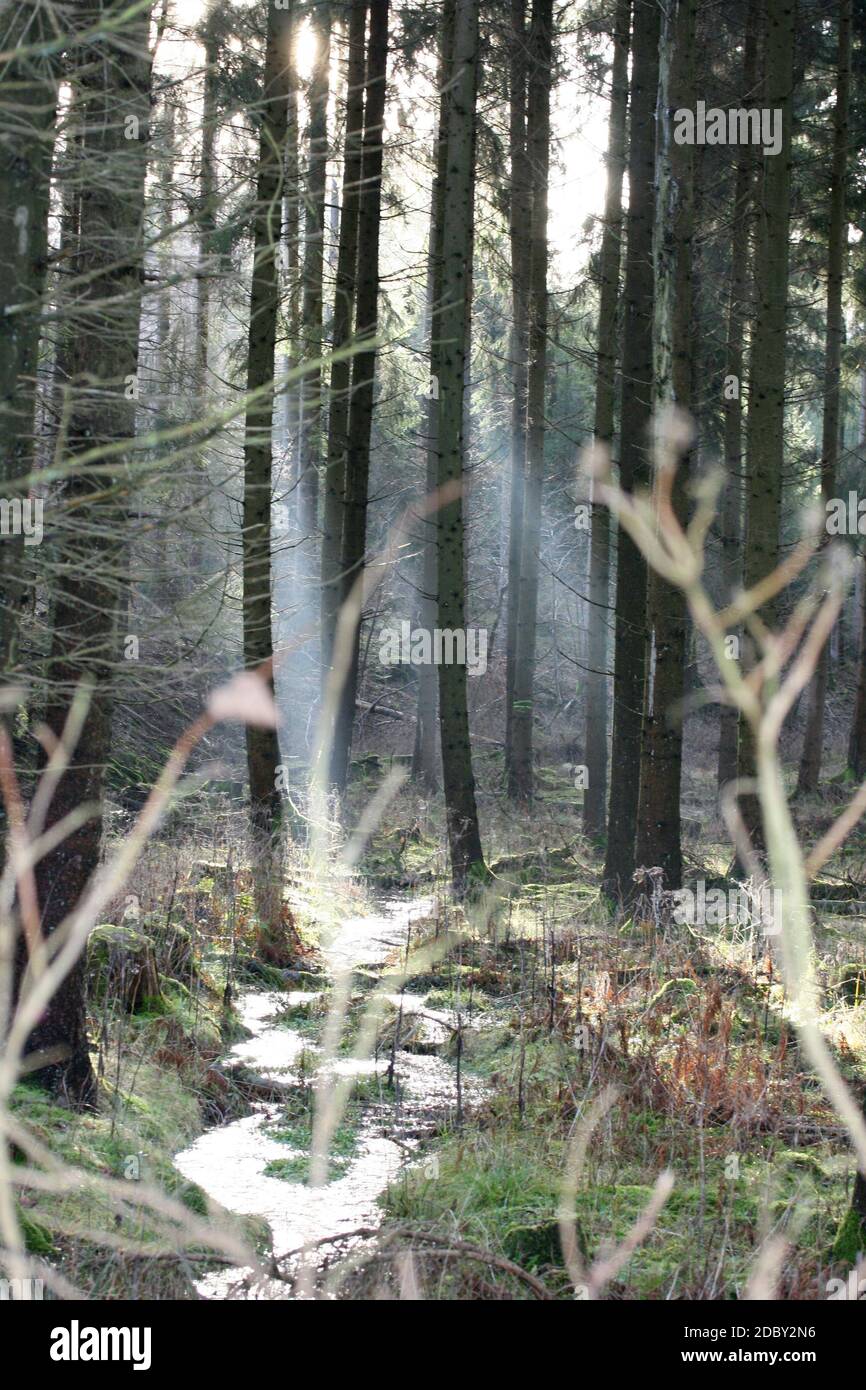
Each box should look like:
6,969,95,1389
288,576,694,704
175,894,482,1298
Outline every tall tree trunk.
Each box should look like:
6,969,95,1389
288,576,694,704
25,2,152,1108
849,369,866,780
50,107,82,456
156,99,175,379
601,0,660,899
296,1,331,699
242,1,295,932
273,16,301,654
435,0,486,889
735,0,796,855
796,0,852,795
634,0,695,889
508,0,554,804
284,35,302,456
503,0,531,776
412,0,457,793
196,11,220,400
849,560,866,778
321,0,368,683
718,0,760,794
583,0,630,839
329,0,390,794
0,4,59,675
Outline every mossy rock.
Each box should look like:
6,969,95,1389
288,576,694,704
87,924,162,1013
149,988,223,1057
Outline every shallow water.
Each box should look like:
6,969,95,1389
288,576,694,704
174,896,473,1298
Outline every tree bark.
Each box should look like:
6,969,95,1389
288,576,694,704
735,0,796,856
634,0,695,889
796,0,852,795
583,0,630,839
602,0,660,899
717,0,759,794
848,557,866,779
25,1,152,1109
329,0,390,794
503,0,531,777
296,1,331,690
273,16,302,665
434,0,486,889
242,1,295,931
196,11,220,400
412,0,457,794
508,0,554,804
321,0,368,682
0,4,59,674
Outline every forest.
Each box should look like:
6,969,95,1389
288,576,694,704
2,0,866,1317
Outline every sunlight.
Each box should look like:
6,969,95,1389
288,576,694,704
548,100,609,261
294,16,318,83
170,0,316,79
172,0,204,24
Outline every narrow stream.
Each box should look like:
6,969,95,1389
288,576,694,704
175,895,475,1298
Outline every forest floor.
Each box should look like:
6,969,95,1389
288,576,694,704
348,775,866,1299
10,762,866,1299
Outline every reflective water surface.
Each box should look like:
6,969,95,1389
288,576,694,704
175,897,474,1298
